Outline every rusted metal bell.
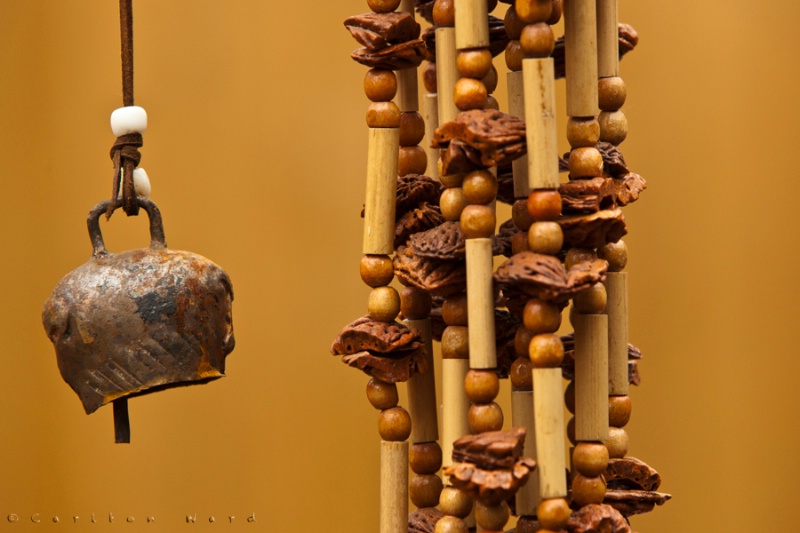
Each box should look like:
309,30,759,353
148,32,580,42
42,198,235,440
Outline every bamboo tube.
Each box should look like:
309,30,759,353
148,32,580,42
564,0,599,117
573,313,609,441
423,93,440,180
405,318,440,443
380,440,409,533
442,358,470,467
596,0,618,78
362,128,399,255
397,68,420,113
435,28,459,124
533,368,568,498
605,272,629,395
507,71,529,198
522,58,559,190
512,390,540,514
454,0,489,50
466,238,497,369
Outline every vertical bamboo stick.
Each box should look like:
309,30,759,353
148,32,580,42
423,93,440,180
596,0,618,78
466,239,497,369
454,0,489,49
442,358,470,467
381,440,409,533
507,71,530,198
405,318,440,443
573,313,609,441
533,368,568,498
362,128,399,254
605,272,629,395
522,58,559,189
512,390,540,513
564,0,598,117
396,0,420,114
435,28,459,124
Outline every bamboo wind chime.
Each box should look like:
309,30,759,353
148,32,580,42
332,0,669,532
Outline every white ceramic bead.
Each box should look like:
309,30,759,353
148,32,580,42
133,168,151,197
110,106,148,136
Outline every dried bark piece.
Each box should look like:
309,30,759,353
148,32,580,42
331,315,422,355
445,456,537,505
409,221,466,260
341,347,428,383
566,258,609,294
553,23,639,79
452,427,526,470
603,490,671,517
566,504,630,533
433,109,527,168
344,12,421,51
494,252,570,301
494,218,519,258
396,174,443,219
596,142,629,178
394,246,467,296
494,309,520,379
558,208,627,249
614,173,647,207
395,203,444,249
409,507,443,533
352,39,427,70
560,177,618,214
606,457,661,491
440,139,483,175
629,360,641,386
495,162,515,205
415,1,436,24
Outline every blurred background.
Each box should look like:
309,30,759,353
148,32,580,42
1,1,799,531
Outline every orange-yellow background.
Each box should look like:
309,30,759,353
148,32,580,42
1,1,799,531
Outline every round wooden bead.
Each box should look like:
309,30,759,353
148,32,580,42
515,0,552,23
410,474,444,508
439,171,464,189
401,286,433,320
527,221,563,255
511,232,530,255
463,170,498,205
568,147,603,179
440,187,468,220
398,146,428,176
505,40,523,72
433,0,455,27
537,498,571,530
460,204,496,239
523,299,561,334
606,427,629,458
366,378,399,410
598,77,627,111
598,240,628,272
528,333,564,368
514,326,534,357
571,474,606,506
512,199,533,231
527,190,561,221
410,442,443,474
474,500,510,531
441,326,469,359
442,294,468,325
110,106,147,136
368,286,401,322
564,380,575,414
485,95,500,111
564,248,596,270
483,65,498,94
424,62,438,93
439,487,473,518
360,255,394,287
368,0,401,13
132,167,151,197
464,369,500,403
454,77,488,111
599,110,628,145
510,356,534,391
435,517,468,533
520,22,555,58
573,442,609,477
566,118,600,148
609,395,632,427
364,69,398,102
457,49,493,79
399,112,426,147
566,416,576,445
547,0,563,24
468,402,504,433
573,282,607,314
504,5,525,40
378,406,412,441
366,101,401,128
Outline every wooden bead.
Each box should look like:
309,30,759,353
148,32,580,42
400,112,426,147
378,406,412,441
598,240,628,272
485,94,500,111
528,333,564,368
474,500,510,531
441,326,469,359
523,299,561,334
598,77,627,111
571,474,606,506
438,487,473,518
463,170,498,205
440,187,468,220
360,255,394,287
510,356,534,391
457,49,493,79
505,40,523,72
515,0,552,23
504,5,525,40
433,0,455,27
599,110,628,145
460,204,496,239
366,101,401,128
567,415,576,445
483,65,498,94
464,369,500,403
368,286,401,322
520,22,555,58
410,442,443,474
434,516,469,533
364,69,398,102
547,0,563,24
368,0,401,12
511,231,530,255
609,395,632,427
367,378,399,410
410,474,444,508
566,118,600,148
398,146,428,176
564,248,596,269
537,498,571,530
568,147,603,179
439,170,464,188
514,326,534,357
401,286,433,320
443,294,468,325
527,221,563,255
573,282,607,314
564,380,575,413
512,199,534,231
454,77,487,111
527,190,561,221
468,402,504,433
572,442,609,476
423,62,438,93
605,427,629,458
